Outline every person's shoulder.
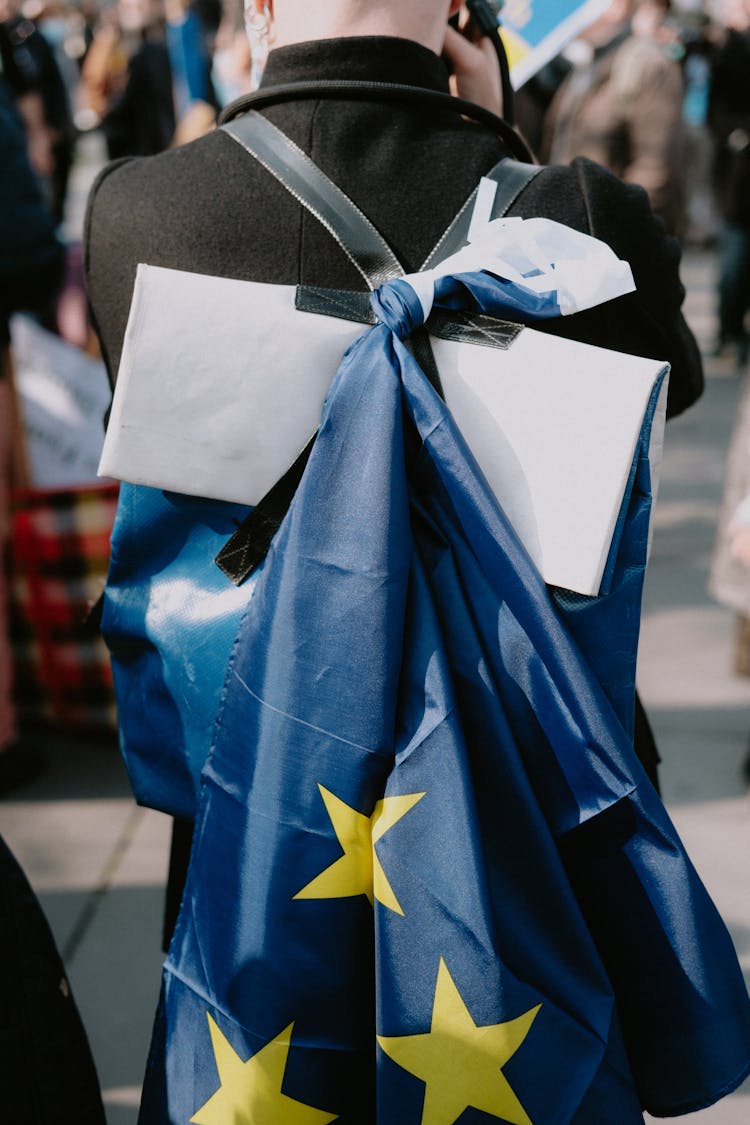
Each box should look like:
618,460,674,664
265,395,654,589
517,156,654,236
513,158,700,420
84,127,248,270
87,128,231,217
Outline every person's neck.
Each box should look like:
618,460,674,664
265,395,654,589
271,11,446,57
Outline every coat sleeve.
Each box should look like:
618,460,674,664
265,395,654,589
512,156,703,420
83,155,137,389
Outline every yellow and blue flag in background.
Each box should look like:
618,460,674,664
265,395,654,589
501,0,610,88
136,271,750,1124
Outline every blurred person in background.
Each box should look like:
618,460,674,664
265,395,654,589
0,9,52,182
164,0,217,143
0,71,64,791
708,0,750,779
709,366,750,783
514,55,571,159
81,0,218,157
210,0,251,105
0,0,75,223
678,3,721,246
708,0,750,369
542,0,686,234
83,0,175,157
79,2,130,125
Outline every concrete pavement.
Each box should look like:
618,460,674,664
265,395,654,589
2,240,750,1122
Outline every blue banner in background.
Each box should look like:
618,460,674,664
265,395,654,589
501,0,610,87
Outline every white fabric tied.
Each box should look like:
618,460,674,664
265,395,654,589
402,192,636,324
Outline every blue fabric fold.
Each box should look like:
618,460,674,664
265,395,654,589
372,270,563,333
103,487,255,818
133,271,750,1124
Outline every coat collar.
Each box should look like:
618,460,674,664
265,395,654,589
261,35,452,94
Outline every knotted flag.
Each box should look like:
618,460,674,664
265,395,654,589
136,265,750,1124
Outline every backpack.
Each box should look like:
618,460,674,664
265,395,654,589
97,83,666,820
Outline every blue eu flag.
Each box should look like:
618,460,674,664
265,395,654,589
138,275,750,1124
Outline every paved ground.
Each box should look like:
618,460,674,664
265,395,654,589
638,249,750,1123
2,164,750,1122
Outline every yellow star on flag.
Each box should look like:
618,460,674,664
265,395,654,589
377,959,541,1125
190,1013,337,1125
293,784,425,915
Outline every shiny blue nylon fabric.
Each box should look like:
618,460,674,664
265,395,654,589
377,276,659,743
102,487,255,819
380,273,564,329
136,274,750,1124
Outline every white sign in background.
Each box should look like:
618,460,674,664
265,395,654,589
11,315,112,488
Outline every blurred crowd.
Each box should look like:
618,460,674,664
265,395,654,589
0,0,251,202
0,0,748,256
514,0,750,368
1,0,748,374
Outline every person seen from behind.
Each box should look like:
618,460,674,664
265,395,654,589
708,0,750,371
0,72,63,792
541,0,686,234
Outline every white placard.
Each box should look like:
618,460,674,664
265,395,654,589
11,315,111,487
99,265,359,506
432,328,668,593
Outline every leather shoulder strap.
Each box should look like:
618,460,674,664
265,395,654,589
421,158,545,269
222,110,404,290
215,107,542,586
223,110,544,291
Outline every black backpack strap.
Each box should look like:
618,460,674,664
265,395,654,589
222,79,537,280
217,109,442,585
216,433,317,584
222,111,403,290
224,108,444,385
216,97,537,586
421,158,545,269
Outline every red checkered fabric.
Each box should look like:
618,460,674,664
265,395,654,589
8,483,119,733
